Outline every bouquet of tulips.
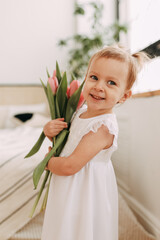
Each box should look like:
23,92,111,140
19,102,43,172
25,62,84,217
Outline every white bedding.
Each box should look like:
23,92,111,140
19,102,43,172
0,126,50,240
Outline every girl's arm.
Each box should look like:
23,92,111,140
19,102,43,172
44,118,68,141
47,125,114,176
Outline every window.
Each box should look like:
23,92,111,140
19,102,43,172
119,0,160,93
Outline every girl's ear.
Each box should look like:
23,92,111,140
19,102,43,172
119,90,132,103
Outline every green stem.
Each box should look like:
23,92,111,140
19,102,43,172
53,137,56,146
29,170,50,218
40,172,52,212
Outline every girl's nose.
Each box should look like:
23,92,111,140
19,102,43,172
94,81,104,91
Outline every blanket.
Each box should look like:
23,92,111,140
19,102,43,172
0,126,50,240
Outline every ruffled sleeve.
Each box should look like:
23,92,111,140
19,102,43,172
82,114,118,151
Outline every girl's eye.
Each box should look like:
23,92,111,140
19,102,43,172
108,80,116,86
90,75,98,80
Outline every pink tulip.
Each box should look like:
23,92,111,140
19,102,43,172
52,70,56,78
66,86,70,98
48,70,58,94
77,92,85,109
68,80,80,97
67,80,85,109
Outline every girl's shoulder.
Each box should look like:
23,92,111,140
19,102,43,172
77,104,88,115
71,104,87,122
86,113,118,136
76,105,118,136
70,105,118,150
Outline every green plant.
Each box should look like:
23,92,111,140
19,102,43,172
58,1,128,80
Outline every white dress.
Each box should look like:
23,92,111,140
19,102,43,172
41,105,119,240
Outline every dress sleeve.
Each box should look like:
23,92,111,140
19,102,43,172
82,115,118,150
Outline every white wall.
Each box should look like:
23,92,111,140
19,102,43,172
77,0,116,35
0,0,75,85
0,0,117,85
119,0,160,94
127,0,160,53
132,58,160,94
113,95,160,238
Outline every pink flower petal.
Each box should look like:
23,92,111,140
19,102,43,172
66,86,70,98
69,80,80,97
53,69,56,78
77,92,85,109
48,76,58,94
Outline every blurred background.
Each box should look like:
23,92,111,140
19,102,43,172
0,1,160,240
0,0,160,93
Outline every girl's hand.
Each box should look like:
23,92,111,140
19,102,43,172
44,118,68,141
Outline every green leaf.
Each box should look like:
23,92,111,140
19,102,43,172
62,95,68,117
30,170,50,217
65,81,84,123
33,129,69,189
47,83,56,120
74,3,85,15
56,61,62,84
56,72,68,117
25,131,46,158
55,129,69,156
55,97,61,118
40,172,52,212
40,78,48,98
71,73,76,82
58,40,67,46
46,68,50,78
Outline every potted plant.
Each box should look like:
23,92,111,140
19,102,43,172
58,1,128,80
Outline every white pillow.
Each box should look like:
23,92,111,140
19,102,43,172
4,103,47,128
11,113,50,128
0,106,9,128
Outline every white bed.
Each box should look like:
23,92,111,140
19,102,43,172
0,86,158,240
0,86,51,239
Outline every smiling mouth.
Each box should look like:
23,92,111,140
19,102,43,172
90,94,105,100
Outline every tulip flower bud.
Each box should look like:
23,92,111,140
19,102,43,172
67,80,85,109
77,93,85,109
66,86,70,98
69,80,80,97
48,71,59,94
52,70,56,78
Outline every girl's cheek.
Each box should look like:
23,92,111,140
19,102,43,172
82,85,88,94
83,88,89,102
82,91,87,101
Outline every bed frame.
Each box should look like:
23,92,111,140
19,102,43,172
0,85,160,106
0,85,47,105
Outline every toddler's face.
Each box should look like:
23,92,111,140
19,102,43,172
83,57,131,115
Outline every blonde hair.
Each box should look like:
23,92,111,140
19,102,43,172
86,44,150,90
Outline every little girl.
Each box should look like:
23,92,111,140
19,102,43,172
41,45,148,240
